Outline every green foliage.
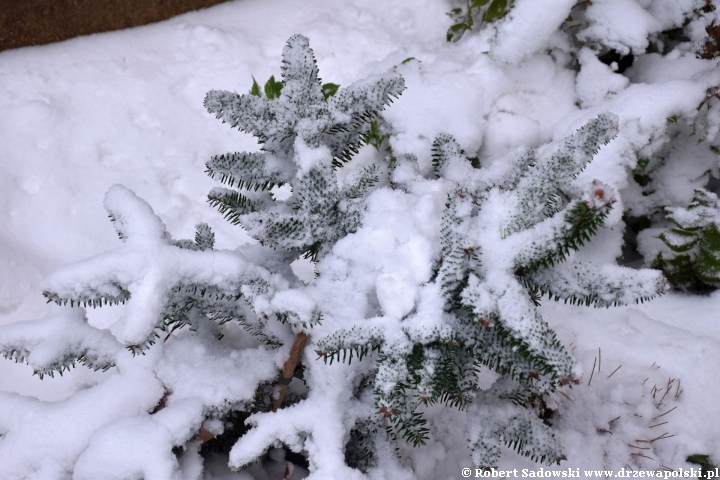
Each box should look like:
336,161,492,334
686,453,718,479
364,118,391,152
446,0,513,42
249,74,337,101
654,188,720,292
321,82,339,99
172,223,216,251
249,76,261,97
344,421,378,472
249,75,283,99
687,454,712,465
264,75,283,99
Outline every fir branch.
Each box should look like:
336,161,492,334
504,113,618,236
518,200,612,273
207,188,261,225
0,310,121,378
343,164,380,200
43,283,130,308
526,262,668,308
205,151,290,192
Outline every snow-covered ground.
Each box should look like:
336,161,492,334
1,0,719,477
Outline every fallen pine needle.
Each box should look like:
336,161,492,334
653,406,677,420
588,356,597,386
559,391,575,404
631,452,654,460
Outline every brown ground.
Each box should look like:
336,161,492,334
0,0,230,52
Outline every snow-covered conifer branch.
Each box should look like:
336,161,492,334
0,309,121,378
171,223,215,251
42,185,292,349
526,262,668,307
467,380,565,469
504,113,619,236
206,187,264,224
515,198,614,273
205,151,291,192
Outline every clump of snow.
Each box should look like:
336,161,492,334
576,48,630,108
293,138,331,177
0,366,164,479
579,0,662,54
490,0,577,64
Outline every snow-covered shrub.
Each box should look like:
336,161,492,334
0,32,671,479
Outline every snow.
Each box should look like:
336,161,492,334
0,366,164,479
1,0,720,478
490,0,577,64
580,0,661,54
576,48,630,108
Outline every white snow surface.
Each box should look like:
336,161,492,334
0,0,720,478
